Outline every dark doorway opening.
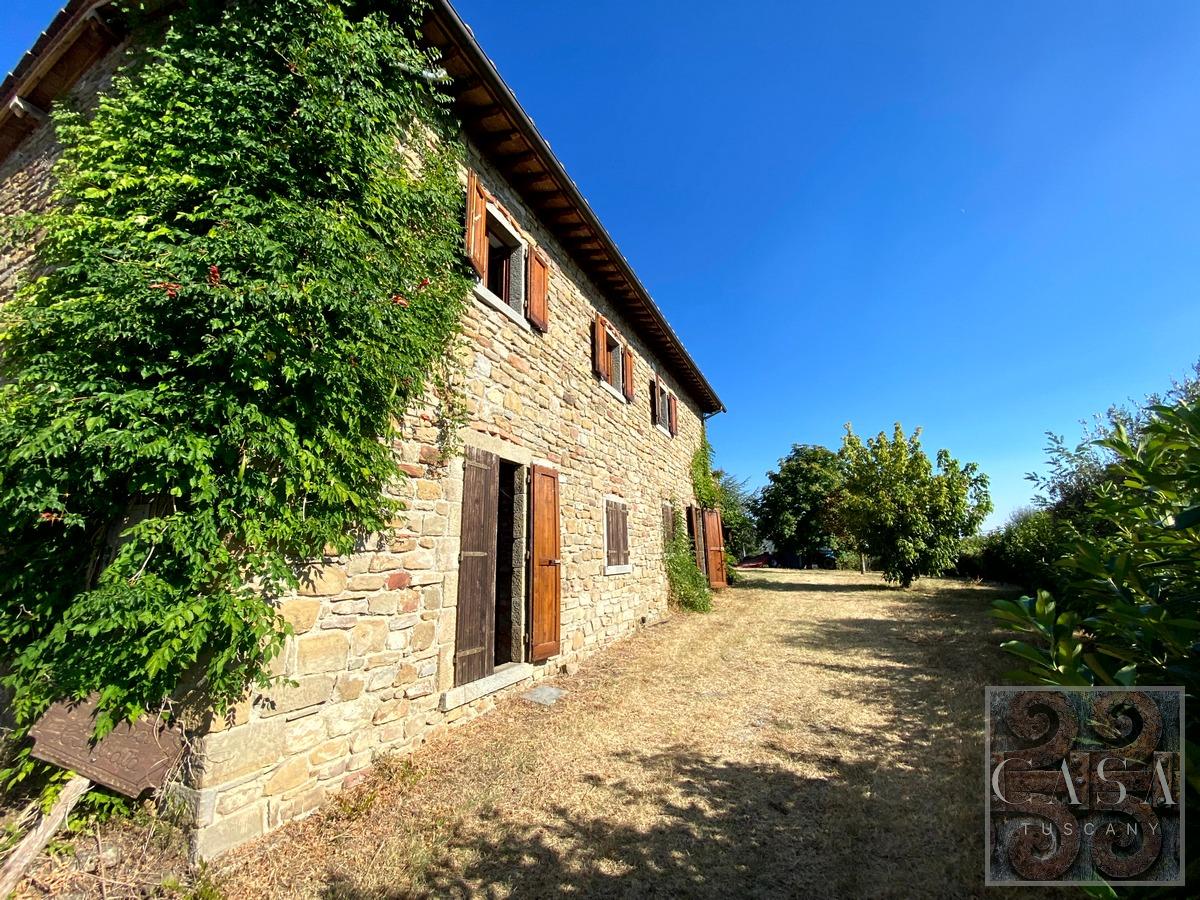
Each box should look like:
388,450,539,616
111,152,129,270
494,460,520,667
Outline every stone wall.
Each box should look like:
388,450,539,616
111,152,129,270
0,42,128,300
0,40,711,860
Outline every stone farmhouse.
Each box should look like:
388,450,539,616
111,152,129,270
0,0,727,857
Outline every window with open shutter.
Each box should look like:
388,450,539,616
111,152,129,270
593,316,634,402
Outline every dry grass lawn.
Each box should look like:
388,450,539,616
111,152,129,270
207,569,1018,899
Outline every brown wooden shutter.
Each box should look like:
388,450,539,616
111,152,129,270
668,394,678,436
703,508,728,588
621,347,635,401
650,376,660,426
526,249,549,332
454,446,499,686
592,314,610,382
465,170,488,277
609,504,619,566
620,503,630,565
529,465,561,662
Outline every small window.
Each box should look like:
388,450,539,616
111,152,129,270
481,208,525,315
650,376,678,437
593,314,633,401
607,332,625,393
604,497,631,575
662,501,676,543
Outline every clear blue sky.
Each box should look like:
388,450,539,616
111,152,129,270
5,1,1200,529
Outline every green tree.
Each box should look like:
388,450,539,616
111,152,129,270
714,469,758,560
839,424,991,587
0,0,470,742
751,445,843,565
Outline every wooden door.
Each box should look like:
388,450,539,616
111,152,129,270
529,465,561,662
703,508,727,588
455,446,499,687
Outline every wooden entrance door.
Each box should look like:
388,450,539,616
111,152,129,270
528,465,561,662
455,446,499,687
702,508,727,588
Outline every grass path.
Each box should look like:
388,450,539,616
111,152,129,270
208,570,1018,899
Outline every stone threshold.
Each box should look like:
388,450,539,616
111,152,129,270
439,662,533,711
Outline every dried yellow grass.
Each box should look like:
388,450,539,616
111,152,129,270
21,570,1058,898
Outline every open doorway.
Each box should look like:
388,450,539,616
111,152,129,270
494,459,524,667
454,447,529,688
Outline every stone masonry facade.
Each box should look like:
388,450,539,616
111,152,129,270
0,32,711,860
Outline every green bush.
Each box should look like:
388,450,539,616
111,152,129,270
993,400,1200,885
972,508,1071,592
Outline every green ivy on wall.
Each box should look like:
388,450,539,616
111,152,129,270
0,0,472,766
690,430,718,509
663,506,711,613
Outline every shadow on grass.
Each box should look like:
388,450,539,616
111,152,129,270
732,574,903,594
319,745,986,899
318,577,1036,900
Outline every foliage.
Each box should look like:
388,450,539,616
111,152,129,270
1028,358,1200,527
0,0,470,752
751,444,843,566
690,432,719,509
994,400,1200,886
839,424,991,587
664,506,711,612
714,469,757,561
972,507,1071,592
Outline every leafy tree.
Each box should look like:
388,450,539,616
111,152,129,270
839,424,991,587
714,470,758,560
751,445,843,566
0,0,470,747
1029,358,1200,527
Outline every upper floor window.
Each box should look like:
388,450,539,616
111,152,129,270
593,314,634,403
466,169,549,333
482,206,525,315
651,375,678,437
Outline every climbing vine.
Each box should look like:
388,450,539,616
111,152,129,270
690,430,719,509
663,505,711,613
0,0,471,756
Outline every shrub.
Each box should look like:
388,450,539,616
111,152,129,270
975,508,1070,592
993,399,1200,883
664,508,711,612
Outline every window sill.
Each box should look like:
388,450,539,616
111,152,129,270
655,423,673,439
604,563,633,576
598,378,628,404
474,283,531,331
439,661,533,711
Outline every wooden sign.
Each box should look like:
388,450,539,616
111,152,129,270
28,695,184,798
